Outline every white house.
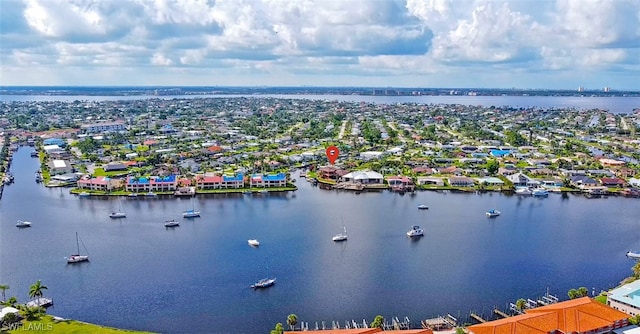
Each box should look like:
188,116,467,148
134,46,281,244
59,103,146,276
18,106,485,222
359,151,384,161
49,159,73,175
340,171,384,184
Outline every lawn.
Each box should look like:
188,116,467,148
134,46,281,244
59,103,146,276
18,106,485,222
92,167,129,177
9,315,155,334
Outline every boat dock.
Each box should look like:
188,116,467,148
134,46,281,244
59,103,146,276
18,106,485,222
421,314,457,330
494,309,510,318
26,297,53,308
470,312,487,323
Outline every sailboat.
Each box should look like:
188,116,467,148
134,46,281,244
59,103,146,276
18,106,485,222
251,259,276,289
109,199,126,218
182,198,201,218
332,226,348,242
67,232,89,263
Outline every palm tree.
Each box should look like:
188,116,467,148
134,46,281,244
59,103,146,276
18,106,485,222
567,288,579,299
28,280,47,305
633,261,640,278
270,322,284,334
287,314,298,331
0,284,8,302
370,315,384,329
515,298,526,311
577,287,589,297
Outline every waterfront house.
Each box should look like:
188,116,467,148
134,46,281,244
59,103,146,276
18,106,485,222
43,144,64,155
43,138,66,147
103,162,128,172
195,175,223,190
490,149,511,157
221,173,244,188
77,176,113,192
340,171,384,185
125,175,178,192
250,173,287,188
629,178,640,188
570,175,599,189
48,159,73,175
448,176,475,187
607,279,640,317
284,329,433,334
476,177,504,186
416,177,445,186
600,177,626,187
506,172,538,187
468,297,629,334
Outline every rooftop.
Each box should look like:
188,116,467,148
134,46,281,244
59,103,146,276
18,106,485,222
609,279,640,308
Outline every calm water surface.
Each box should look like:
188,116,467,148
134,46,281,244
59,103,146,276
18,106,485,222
2,147,640,333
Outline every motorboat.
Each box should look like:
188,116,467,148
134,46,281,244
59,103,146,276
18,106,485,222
128,193,138,198
515,187,532,195
109,212,126,219
332,227,348,242
486,209,501,217
16,220,32,228
67,232,89,264
627,251,640,260
78,192,90,198
182,209,201,218
259,189,269,194
248,239,260,247
417,204,429,210
532,188,549,197
250,277,276,289
164,220,180,227
406,225,424,237
146,192,158,197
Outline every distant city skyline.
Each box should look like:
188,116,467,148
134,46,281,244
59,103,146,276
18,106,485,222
1,0,639,89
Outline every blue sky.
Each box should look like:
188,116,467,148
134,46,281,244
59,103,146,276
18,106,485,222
1,0,639,89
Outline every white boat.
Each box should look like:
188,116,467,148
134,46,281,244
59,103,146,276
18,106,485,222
109,212,126,219
67,232,89,264
332,227,348,242
251,260,276,289
486,209,501,217
627,251,640,260
78,192,90,198
164,220,180,227
532,188,549,197
109,200,126,218
251,277,276,289
182,209,201,218
182,199,201,218
146,192,158,197
248,239,260,247
515,187,532,195
16,220,32,228
128,193,138,198
407,225,424,237
417,204,429,210
259,189,269,194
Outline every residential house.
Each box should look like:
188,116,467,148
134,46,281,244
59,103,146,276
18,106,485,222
468,297,630,334
448,176,475,187
81,121,126,133
103,162,128,172
506,172,539,187
416,177,445,186
341,171,384,184
608,279,640,317
49,159,73,175
125,175,178,192
250,173,287,188
570,175,599,189
476,177,504,186
77,176,113,192
629,178,640,188
43,138,66,147
490,149,511,157
600,177,626,187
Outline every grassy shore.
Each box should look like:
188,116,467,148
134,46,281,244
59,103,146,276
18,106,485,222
8,315,155,334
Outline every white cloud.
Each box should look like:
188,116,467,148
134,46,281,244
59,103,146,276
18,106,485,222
1,0,639,88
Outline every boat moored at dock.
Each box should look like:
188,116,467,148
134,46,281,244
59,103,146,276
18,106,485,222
486,209,501,217
16,220,32,228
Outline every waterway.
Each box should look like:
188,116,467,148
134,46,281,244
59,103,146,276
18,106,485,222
1,147,639,333
1,94,639,114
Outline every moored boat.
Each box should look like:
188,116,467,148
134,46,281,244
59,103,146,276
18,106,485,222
182,209,201,218
532,188,549,197
407,225,424,237
67,232,89,264
332,227,348,242
164,220,180,227
417,204,429,210
250,277,276,289
16,220,32,228
515,187,532,195
109,212,126,219
627,251,640,260
248,239,260,247
486,209,501,217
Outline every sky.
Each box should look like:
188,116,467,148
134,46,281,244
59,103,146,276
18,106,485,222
0,0,639,90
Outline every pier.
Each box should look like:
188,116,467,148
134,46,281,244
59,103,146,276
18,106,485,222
470,312,487,323
421,314,457,330
493,309,510,318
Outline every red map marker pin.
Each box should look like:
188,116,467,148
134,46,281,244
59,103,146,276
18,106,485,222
325,146,339,165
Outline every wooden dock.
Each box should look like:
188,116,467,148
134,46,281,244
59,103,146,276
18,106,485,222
494,309,510,318
26,297,53,308
470,312,486,323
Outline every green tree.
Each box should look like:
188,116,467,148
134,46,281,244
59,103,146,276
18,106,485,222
577,287,589,297
633,261,640,278
515,298,526,311
287,314,298,331
0,284,8,301
568,288,579,299
28,280,47,305
19,305,44,321
1,296,17,307
629,314,640,325
455,328,466,334
270,322,284,334
486,159,499,175
2,312,18,325
370,315,384,329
